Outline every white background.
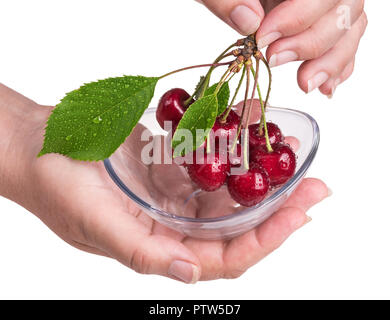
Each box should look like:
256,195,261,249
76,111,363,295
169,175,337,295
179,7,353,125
0,0,388,299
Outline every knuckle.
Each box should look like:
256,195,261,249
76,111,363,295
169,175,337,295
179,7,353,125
224,267,247,280
357,0,365,15
288,14,308,33
349,60,356,74
361,12,368,33
128,249,151,275
306,36,326,59
279,8,309,35
343,60,355,80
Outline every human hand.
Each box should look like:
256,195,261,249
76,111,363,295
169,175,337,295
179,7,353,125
1,86,330,283
197,0,367,97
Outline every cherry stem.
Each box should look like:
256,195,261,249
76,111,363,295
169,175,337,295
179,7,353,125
247,61,260,127
231,63,251,165
159,62,232,80
189,43,238,103
244,59,260,169
206,132,211,154
220,52,234,60
226,71,237,83
251,63,273,153
250,66,263,134
221,67,245,123
201,65,236,154
214,65,235,95
261,57,272,114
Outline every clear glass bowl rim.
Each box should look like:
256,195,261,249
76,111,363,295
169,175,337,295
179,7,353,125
104,106,320,225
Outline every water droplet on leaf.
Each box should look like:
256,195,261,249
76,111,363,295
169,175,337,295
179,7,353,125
93,116,102,124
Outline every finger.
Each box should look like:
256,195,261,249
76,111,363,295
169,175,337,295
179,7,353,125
122,123,152,164
266,0,365,67
87,207,201,284
319,58,355,98
182,238,226,281
148,135,198,218
118,123,154,199
149,136,195,200
221,207,308,279
196,186,238,219
281,178,330,212
256,0,340,48
234,99,262,124
199,0,264,35
260,0,284,14
284,136,300,152
297,12,367,93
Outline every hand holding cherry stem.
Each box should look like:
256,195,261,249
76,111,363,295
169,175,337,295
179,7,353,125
197,0,367,97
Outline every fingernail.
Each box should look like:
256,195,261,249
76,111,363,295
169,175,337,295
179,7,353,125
269,51,298,68
327,78,341,99
327,87,335,99
168,260,200,284
307,72,329,93
230,5,261,35
257,32,282,49
327,187,333,197
297,215,312,229
304,215,312,226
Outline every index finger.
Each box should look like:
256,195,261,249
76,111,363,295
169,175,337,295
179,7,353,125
256,0,340,48
234,99,262,124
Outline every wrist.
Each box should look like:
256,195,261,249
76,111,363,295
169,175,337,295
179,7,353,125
0,84,49,202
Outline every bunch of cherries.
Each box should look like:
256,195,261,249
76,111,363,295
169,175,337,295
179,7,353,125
156,36,297,207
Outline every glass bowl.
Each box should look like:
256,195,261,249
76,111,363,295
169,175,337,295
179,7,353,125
104,107,320,240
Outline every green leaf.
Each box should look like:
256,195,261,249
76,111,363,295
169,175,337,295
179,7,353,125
172,95,218,155
194,76,206,100
204,82,230,115
39,76,159,161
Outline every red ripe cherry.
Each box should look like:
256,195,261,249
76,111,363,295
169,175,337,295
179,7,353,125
211,111,240,146
250,143,296,187
186,151,230,192
178,111,240,156
156,88,194,129
227,163,270,207
248,122,283,149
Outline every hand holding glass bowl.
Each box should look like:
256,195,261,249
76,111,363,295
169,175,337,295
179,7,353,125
8,33,330,283
0,83,329,284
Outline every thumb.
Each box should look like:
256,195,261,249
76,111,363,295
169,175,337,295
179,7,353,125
90,208,201,284
197,0,264,36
